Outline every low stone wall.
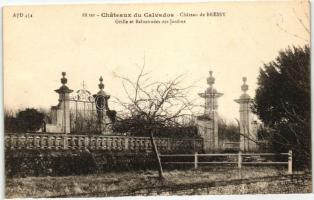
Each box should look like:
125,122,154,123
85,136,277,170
5,149,157,177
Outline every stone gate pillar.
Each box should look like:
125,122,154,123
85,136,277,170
93,76,112,134
234,77,257,152
197,71,223,152
55,72,73,134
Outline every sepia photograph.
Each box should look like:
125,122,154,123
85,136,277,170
2,1,312,198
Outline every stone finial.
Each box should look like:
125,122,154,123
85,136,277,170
241,77,248,93
61,72,67,85
207,70,215,87
98,76,104,90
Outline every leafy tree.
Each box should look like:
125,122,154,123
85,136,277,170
16,108,45,132
253,45,310,169
4,109,19,133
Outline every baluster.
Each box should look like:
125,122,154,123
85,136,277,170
16,137,21,149
77,136,82,149
129,138,134,151
56,136,61,149
134,138,138,152
6,136,10,149
143,138,147,151
105,136,110,150
104,137,108,150
119,137,123,151
133,138,137,151
84,136,88,149
54,136,58,149
30,136,35,149
5,136,9,149
124,137,128,151
47,136,52,149
20,136,26,149
142,139,146,151
53,136,57,149
111,137,116,151
25,136,30,149
84,136,89,149
92,136,96,149
75,136,79,149
90,136,94,149
115,137,120,151
141,138,145,151
96,137,100,149
147,138,151,151
80,136,84,149
17,136,21,149
71,136,76,149
40,136,44,149
146,138,150,152
111,137,115,151
69,136,73,149
63,135,68,150
11,136,16,149
102,137,106,150
134,138,138,151
93,136,97,149
34,135,40,149
138,138,142,151
82,136,86,149
112,137,116,151
44,136,49,149
52,136,56,149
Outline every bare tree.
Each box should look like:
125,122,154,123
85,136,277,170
113,62,195,179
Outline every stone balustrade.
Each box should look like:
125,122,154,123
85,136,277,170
5,133,203,153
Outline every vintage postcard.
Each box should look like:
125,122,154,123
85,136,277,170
3,1,312,198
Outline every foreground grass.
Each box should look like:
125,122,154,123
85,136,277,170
5,166,311,198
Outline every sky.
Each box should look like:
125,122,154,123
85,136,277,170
3,1,309,122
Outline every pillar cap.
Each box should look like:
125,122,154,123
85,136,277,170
241,77,249,93
95,76,110,98
234,77,252,103
55,72,73,94
199,70,223,98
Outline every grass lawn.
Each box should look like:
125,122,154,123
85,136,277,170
5,166,311,198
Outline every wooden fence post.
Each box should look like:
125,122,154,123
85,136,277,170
194,152,198,169
238,151,242,169
288,150,292,174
